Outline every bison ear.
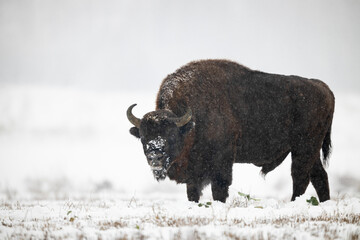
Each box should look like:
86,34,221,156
130,127,140,138
179,121,194,135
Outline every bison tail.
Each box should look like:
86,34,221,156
322,125,332,167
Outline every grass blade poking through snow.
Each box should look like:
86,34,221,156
238,192,260,201
198,202,212,208
306,196,319,206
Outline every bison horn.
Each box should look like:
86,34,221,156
172,108,192,127
127,104,141,128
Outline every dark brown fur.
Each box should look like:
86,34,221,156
129,59,335,203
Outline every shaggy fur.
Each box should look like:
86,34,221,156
129,59,335,203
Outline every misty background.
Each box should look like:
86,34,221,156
0,0,359,199
1,0,360,92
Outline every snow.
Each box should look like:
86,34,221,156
160,69,195,109
0,84,359,239
147,136,167,151
0,193,359,239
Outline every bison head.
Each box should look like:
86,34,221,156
127,104,193,181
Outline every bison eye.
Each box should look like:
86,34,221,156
168,134,176,143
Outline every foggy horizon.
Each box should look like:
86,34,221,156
1,0,359,93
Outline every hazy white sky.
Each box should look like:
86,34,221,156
1,0,359,93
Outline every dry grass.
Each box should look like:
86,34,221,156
0,195,359,240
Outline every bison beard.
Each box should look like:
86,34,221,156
127,59,335,203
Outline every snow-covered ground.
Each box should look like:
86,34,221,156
0,85,359,239
0,193,359,239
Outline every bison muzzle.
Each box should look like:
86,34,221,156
127,59,335,203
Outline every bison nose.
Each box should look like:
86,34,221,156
146,151,164,162
147,152,164,171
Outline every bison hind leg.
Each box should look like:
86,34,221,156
290,151,313,201
310,159,330,202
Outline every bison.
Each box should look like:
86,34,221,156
127,59,334,203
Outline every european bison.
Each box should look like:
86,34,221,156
127,59,334,203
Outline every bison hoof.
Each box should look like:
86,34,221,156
213,197,227,203
187,192,200,202
212,193,227,203
211,184,229,203
188,197,199,203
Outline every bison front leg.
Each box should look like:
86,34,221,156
211,174,231,203
186,182,201,202
211,161,233,203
